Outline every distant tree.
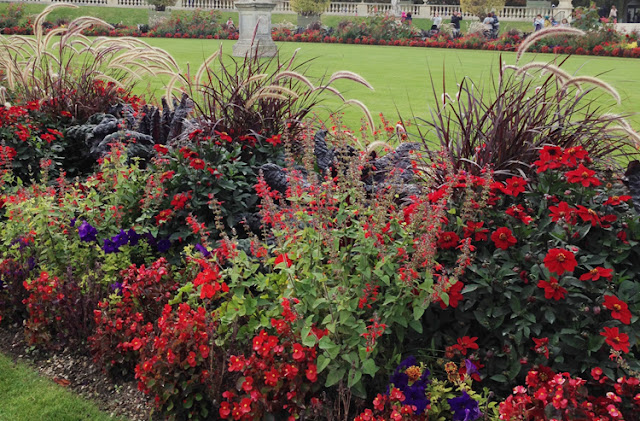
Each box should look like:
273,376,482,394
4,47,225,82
460,0,506,19
290,0,330,16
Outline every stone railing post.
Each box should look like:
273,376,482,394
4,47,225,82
356,1,368,17
107,0,119,6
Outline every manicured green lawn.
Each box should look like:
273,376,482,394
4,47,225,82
0,353,124,421
139,39,640,130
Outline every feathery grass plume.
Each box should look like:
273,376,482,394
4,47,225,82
33,3,78,42
273,71,316,90
285,48,301,71
344,99,374,133
561,76,621,104
604,126,640,147
313,85,345,101
245,89,293,109
327,71,374,91
0,87,6,105
516,26,585,63
515,62,573,82
194,50,223,89
165,73,183,105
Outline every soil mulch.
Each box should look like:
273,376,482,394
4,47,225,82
0,322,154,421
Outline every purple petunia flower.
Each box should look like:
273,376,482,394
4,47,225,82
78,220,98,242
195,243,211,257
448,391,482,421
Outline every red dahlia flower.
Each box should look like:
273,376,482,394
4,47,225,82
565,164,601,187
603,295,632,325
600,327,630,353
543,248,577,275
491,227,517,250
438,231,460,249
579,267,613,281
537,277,567,300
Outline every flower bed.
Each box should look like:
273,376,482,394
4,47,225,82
2,6,640,421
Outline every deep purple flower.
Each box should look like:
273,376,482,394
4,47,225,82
113,229,129,248
103,239,118,254
156,238,171,253
195,243,211,257
110,281,123,295
78,220,98,242
70,218,77,227
404,384,429,414
448,391,482,421
127,228,140,246
465,359,479,378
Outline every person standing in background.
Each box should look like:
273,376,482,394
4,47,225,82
451,10,462,38
609,5,617,23
534,14,544,31
432,12,442,29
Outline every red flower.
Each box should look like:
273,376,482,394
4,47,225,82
292,343,305,361
264,367,280,386
604,195,632,206
228,355,245,372
534,145,563,172
565,164,601,187
575,205,601,226
186,351,197,367
274,253,292,267
219,402,231,418
543,248,577,275
500,176,527,197
561,146,589,167
537,277,567,300
239,397,252,414
600,327,630,353
305,363,318,382
505,204,533,225
438,231,460,249
603,295,632,325
189,158,206,170
532,337,550,359
454,336,479,356
463,221,488,242
579,267,613,281
549,201,575,224
491,227,517,250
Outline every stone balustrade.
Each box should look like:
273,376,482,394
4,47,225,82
16,0,556,21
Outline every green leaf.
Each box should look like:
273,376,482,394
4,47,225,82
317,354,330,373
362,358,378,377
490,374,508,383
508,359,521,380
408,318,423,333
587,335,606,352
302,332,317,347
544,309,556,324
347,368,362,388
325,368,346,387
413,304,426,320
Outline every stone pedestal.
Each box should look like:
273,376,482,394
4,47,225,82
555,0,573,22
233,0,278,58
